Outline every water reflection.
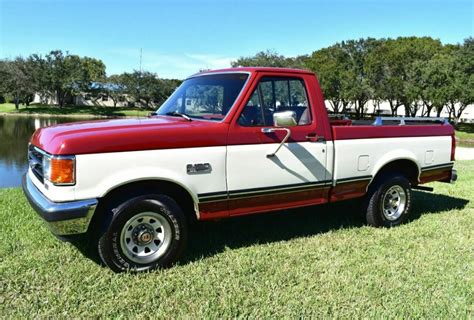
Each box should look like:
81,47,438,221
0,116,85,188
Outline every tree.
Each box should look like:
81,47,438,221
305,45,352,113
0,57,36,110
160,79,182,104
27,54,51,104
231,50,307,69
366,38,403,115
445,38,474,123
337,38,379,118
121,71,167,108
366,37,443,116
43,50,105,107
416,53,457,118
103,74,127,108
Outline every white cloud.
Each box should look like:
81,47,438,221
107,49,235,79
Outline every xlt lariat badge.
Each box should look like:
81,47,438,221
187,163,212,174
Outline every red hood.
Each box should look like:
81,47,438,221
31,116,229,155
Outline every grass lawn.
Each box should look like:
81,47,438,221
0,103,152,118
0,163,472,317
456,123,474,147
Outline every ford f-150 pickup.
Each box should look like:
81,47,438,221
23,67,457,272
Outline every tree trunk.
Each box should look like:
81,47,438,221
389,100,397,116
329,100,340,114
405,105,410,117
14,96,19,110
448,102,455,121
455,103,467,124
354,101,359,119
355,100,366,119
56,90,64,108
426,106,433,117
341,100,350,114
410,102,418,117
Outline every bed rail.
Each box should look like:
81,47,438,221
372,116,449,126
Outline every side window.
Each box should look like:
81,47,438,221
238,77,311,126
289,80,308,107
238,90,264,126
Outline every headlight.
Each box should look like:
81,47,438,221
43,155,76,185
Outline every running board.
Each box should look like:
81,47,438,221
412,185,434,192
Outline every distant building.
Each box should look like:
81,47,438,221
325,100,474,123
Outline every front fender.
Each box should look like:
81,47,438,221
96,167,200,204
73,147,227,206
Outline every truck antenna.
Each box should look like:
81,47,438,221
139,48,143,73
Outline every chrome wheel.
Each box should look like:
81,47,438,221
120,211,172,264
382,185,406,221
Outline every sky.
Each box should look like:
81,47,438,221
0,0,472,79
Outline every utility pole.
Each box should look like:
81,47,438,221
139,48,143,74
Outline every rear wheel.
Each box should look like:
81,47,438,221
97,194,187,272
364,173,412,227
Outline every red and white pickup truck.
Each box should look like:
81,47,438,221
23,67,457,272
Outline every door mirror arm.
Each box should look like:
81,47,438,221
261,127,291,157
260,110,297,157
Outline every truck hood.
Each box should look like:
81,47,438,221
31,116,228,155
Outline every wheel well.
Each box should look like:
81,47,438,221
372,159,419,186
91,180,197,232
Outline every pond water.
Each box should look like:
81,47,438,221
0,116,86,188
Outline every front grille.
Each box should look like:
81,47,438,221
28,145,44,183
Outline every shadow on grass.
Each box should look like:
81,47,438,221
67,190,469,267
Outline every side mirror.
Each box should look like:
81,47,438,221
261,111,297,157
273,110,297,127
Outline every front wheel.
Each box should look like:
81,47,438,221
97,194,187,272
364,174,412,227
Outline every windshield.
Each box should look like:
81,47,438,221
156,73,249,121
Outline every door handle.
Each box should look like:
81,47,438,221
306,133,325,142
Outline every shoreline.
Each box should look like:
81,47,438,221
0,112,146,119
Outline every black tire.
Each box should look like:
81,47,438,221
97,194,188,273
363,173,412,227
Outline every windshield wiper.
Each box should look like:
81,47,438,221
165,111,192,121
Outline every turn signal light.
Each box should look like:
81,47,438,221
50,158,75,185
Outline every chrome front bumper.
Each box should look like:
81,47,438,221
22,174,98,235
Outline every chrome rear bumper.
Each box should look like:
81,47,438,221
22,174,97,235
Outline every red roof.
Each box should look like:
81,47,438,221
190,67,314,78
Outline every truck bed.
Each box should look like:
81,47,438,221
327,117,454,201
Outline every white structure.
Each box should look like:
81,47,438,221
325,100,474,123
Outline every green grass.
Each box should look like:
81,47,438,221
456,123,474,147
0,103,152,117
1,162,473,317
